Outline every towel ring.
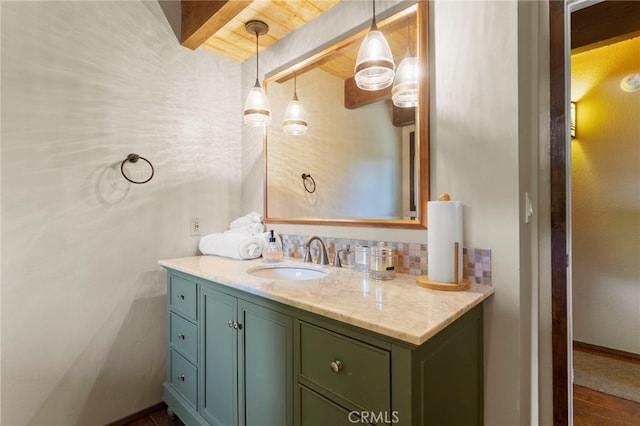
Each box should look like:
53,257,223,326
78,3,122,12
121,153,154,184
301,173,316,193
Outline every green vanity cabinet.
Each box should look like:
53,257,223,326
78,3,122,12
165,273,200,423
200,285,293,426
199,287,238,425
164,270,293,426
297,321,391,419
294,303,483,426
163,268,484,426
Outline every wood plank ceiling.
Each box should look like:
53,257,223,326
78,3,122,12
180,0,415,82
181,1,342,63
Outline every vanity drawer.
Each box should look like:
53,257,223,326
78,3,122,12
170,350,197,409
169,313,197,364
300,385,373,426
299,322,391,413
169,275,197,321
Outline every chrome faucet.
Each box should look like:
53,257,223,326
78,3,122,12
302,236,329,265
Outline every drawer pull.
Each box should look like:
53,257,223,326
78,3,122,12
330,360,343,373
177,374,185,382
177,332,185,340
178,294,185,300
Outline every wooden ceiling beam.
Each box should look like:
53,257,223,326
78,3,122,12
571,1,640,53
181,0,254,50
344,77,415,127
344,77,391,109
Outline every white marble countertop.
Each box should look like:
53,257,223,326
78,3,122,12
159,256,494,346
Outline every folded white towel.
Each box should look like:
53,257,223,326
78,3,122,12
229,212,263,229
199,232,263,260
225,222,265,236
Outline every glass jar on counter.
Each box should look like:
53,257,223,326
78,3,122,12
354,245,370,272
370,243,396,280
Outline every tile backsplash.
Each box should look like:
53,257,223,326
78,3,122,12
280,234,492,285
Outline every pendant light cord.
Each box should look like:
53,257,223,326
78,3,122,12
255,30,260,86
406,17,412,56
371,0,378,30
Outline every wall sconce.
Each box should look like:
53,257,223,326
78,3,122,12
570,101,576,139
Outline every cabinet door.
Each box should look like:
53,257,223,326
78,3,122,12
200,287,238,426
239,300,293,426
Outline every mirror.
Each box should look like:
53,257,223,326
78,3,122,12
264,3,428,229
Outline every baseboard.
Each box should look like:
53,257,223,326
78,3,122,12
573,340,640,364
105,401,167,426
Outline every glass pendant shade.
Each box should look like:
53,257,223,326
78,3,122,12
283,74,307,135
392,56,418,107
354,28,395,91
283,95,307,135
244,79,271,127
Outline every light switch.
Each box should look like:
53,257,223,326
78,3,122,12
525,192,534,224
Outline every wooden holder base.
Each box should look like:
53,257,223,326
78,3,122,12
416,275,471,292
417,241,469,291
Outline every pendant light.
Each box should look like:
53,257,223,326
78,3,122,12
282,73,308,135
392,19,418,108
243,20,271,127
354,0,395,91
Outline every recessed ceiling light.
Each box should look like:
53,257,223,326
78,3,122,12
620,73,640,93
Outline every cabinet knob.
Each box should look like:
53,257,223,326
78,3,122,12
177,374,185,382
177,332,185,340
178,294,185,300
233,321,243,330
330,360,343,373
228,320,234,328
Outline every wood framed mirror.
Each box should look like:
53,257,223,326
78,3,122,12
263,2,428,229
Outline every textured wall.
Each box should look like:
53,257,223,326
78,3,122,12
1,1,241,424
571,37,640,354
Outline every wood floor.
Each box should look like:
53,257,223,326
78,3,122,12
573,345,640,426
573,385,640,425
112,403,184,426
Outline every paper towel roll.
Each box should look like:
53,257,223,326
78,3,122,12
427,200,463,283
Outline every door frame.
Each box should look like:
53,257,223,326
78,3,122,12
549,0,639,423
549,0,570,423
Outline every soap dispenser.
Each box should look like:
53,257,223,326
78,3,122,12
262,230,283,262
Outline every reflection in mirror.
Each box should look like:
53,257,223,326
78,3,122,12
264,3,428,229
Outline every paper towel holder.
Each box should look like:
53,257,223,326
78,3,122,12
416,242,471,291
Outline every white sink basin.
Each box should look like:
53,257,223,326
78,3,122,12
247,264,329,281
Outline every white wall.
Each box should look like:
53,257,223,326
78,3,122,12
1,1,241,424
571,37,640,354
241,1,537,425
